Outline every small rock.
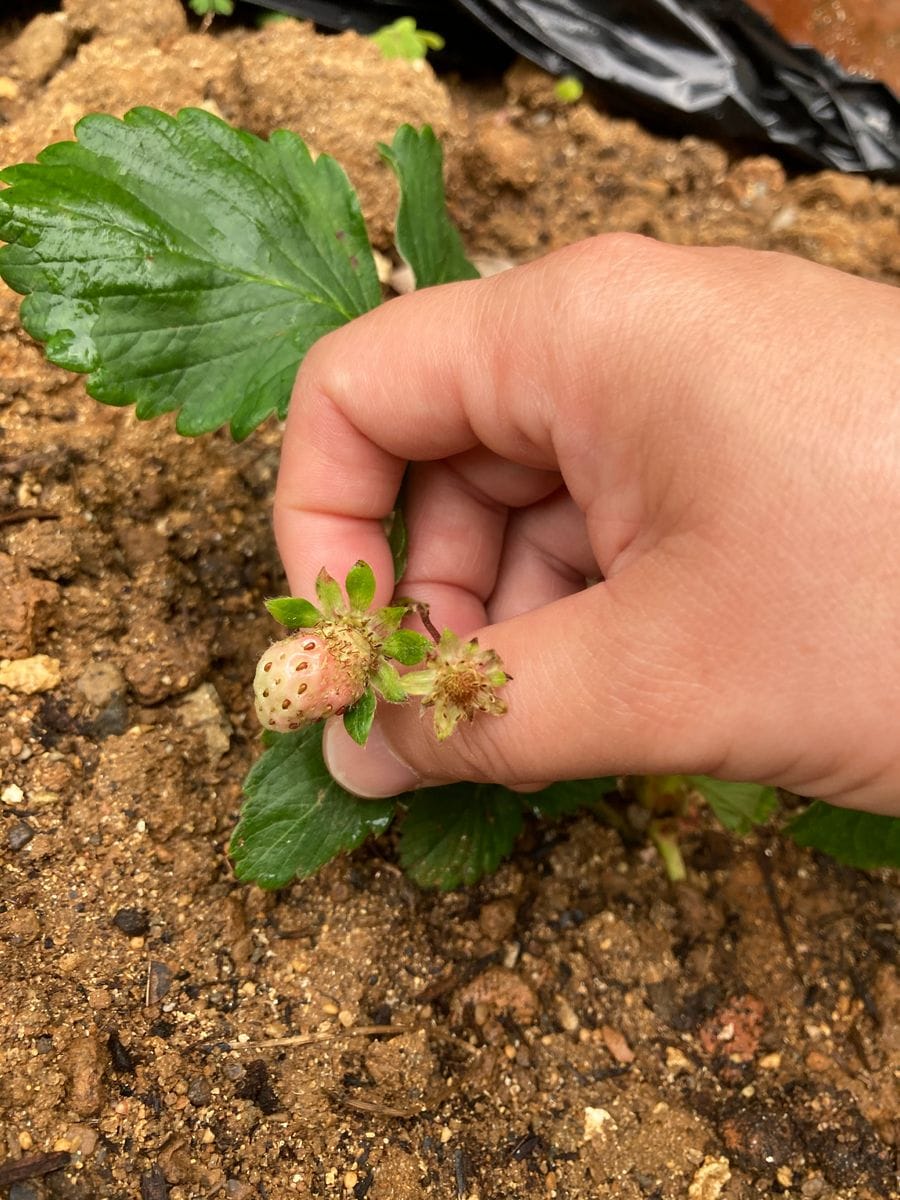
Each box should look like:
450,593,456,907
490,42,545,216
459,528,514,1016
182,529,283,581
76,661,126,709
0,908,40,946
9,13,72,85
8,819,35,851
800,1177,826,1198
601,1025,635,1064
365,1030,436,1104
66,1034,105,1117
147,961,173,1004
0,77,19,101
112,907,150,936
9,1184,39,1200
583,1107,617,1140
665,1046,694,1075
804,1050,831,1072
64,1124,98,1159
2,783,25,805
478,897,517,943
0,554,58,660
699,995,765,1063
187,1077,212,1107
455,966,538,1024
0,654,62,695
688,1156,731,1200
555,996,580,1033
178,683,232,762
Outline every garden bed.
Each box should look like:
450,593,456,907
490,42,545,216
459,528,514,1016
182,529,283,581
0,4,897,1198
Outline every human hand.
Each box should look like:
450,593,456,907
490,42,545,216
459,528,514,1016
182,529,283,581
273,235,900,814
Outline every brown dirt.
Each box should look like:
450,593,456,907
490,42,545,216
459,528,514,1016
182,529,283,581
1,5,898,1199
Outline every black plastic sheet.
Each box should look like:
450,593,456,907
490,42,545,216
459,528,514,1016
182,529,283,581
245,0,900,180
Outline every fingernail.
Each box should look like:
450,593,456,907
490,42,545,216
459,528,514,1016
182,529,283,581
323,718,421,799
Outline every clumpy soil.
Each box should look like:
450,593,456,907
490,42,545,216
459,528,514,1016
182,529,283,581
0,4,898,1199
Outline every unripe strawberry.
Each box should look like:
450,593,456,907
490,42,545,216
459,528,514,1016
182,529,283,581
254,627,370,733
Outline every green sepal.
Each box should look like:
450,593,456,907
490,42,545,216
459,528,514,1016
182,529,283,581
315,567,344,616
382,629,431,665
345,560,376,612
371,661,408,703
264,596,322,629
343,687,377,746
395,669,433,696
375,604,410,633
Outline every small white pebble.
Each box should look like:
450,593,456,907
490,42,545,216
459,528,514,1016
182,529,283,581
2,783,24,805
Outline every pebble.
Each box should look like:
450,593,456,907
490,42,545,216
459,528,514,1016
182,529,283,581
555,996,580,1033
226,1182,253,1199
804,1050,831,1072
9,1184,38,1200
178,683,232,761
583,1107,617,1140
0,654,62,694
343,1171,358,1190
2,783,24,805
687,1157,731,1200
187,1077,212,1106
66,1034,105,1117
8,820,35,851
112,907,150,936
76,660,126,709
601,1025,635,1064
147,960,174,1004
665,1046,694,1074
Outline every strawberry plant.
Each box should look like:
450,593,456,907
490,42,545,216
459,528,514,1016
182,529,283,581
0,108,897,888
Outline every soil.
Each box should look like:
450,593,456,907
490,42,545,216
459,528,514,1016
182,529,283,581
0,4,898,1199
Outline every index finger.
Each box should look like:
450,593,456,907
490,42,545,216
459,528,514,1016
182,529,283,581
272,234,682,600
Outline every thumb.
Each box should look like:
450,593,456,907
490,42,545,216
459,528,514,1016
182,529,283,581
323,555,723,796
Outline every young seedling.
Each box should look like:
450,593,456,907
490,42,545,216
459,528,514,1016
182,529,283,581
0,109,896,888
371,17,445,62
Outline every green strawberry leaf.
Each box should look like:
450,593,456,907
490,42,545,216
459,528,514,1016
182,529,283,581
787,801,900,870
372,16,444,61
265,597,322,629
382,629,431,665
526,777,619,820
345,560,376,612
344,687,377,747
398,784,523,890
379,125,479,289
232,727,395,889
0,106,381,439
688,776,778,834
